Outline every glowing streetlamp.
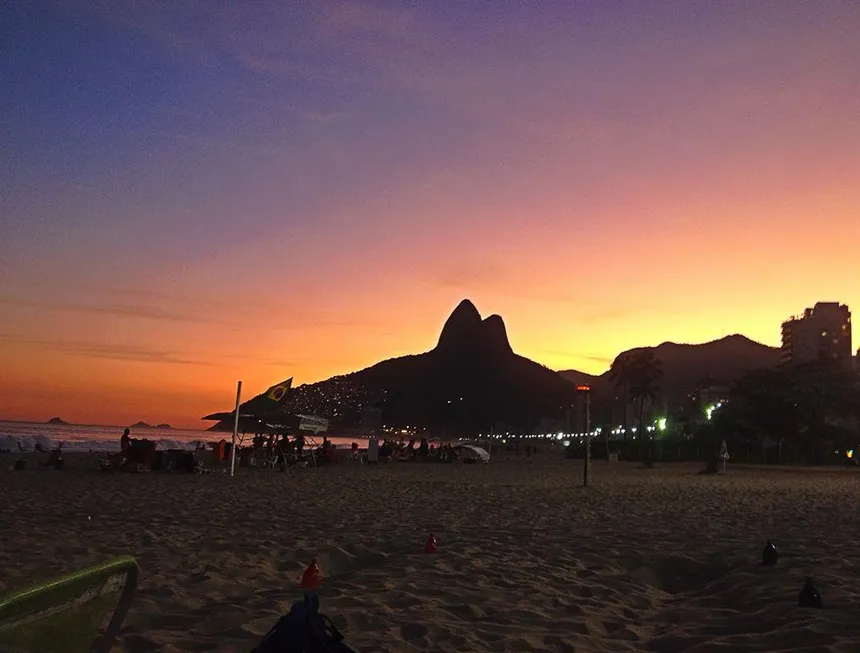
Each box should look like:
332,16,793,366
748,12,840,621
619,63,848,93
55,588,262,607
576,385,591,487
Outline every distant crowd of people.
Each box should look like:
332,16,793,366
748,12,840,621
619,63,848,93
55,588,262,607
241,433,466,466
369,437,461,463
248,431,339,469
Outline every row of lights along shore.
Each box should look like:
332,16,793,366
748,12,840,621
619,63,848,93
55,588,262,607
378,389,728,444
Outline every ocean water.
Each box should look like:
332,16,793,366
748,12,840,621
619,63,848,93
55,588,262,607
0,421,218,452
0,421,366,453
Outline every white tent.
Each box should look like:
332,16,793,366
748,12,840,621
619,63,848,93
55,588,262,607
453,443,490,463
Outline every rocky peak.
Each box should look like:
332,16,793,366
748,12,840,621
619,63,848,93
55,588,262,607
436,299,482,349
480,314,513,354
435,300,513,355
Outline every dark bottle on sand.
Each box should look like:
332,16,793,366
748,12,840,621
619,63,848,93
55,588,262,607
762,540,778,566
798,577,822,609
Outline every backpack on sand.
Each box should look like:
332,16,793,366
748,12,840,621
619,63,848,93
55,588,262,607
252,594,357,653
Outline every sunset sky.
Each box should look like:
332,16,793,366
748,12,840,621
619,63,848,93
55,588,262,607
2,1,859,428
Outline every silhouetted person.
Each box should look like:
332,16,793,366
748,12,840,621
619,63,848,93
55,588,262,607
295,433,305,458
120,428,131,453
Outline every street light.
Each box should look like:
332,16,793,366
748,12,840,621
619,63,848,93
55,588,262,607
576,385,591,487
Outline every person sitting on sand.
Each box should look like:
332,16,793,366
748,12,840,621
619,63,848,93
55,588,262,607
321,436,332,456
120,428,132,453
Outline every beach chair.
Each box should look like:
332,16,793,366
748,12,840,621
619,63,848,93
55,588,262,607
0,555,139,653
38,450,64,470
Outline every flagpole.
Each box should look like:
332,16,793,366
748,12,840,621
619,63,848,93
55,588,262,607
230,381,242,477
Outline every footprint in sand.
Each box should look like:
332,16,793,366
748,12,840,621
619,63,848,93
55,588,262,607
121,634,162,653
400,622,429,641
443,602,486,621
541,634,578,652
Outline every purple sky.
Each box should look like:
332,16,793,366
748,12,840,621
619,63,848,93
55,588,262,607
2,1,859,426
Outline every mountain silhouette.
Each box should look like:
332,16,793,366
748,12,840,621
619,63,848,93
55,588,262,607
559,334,780,413
212,309,781,435
285,299,573,435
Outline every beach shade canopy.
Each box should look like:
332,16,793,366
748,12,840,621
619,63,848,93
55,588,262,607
202,411,301,434
201,378,297,428
201,411,263,421
453,443,490,462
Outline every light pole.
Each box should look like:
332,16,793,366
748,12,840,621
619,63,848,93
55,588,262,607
577,385,591,487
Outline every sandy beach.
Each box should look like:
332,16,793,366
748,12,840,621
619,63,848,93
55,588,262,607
2,454,859,652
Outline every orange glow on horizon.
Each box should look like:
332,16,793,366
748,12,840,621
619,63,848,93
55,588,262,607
3,182,858,428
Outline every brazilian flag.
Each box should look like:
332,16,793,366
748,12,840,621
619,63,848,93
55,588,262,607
265,378,293,403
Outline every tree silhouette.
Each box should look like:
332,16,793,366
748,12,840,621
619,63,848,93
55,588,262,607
609,350,663,458
711,361,860,464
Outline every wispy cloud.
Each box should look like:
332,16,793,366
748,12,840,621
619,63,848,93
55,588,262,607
0,278,303,313
577,354,614,365
536,349,612,369
0,333,305,368
1,334,213,366
76,1,414,79
256,358,297,368
0,289,386,335
0,297,238,326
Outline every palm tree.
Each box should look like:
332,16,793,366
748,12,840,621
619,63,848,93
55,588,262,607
609,350,663,458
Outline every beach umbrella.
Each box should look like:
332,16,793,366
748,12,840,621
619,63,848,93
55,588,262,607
202,410,298,426
201,412,285,435
202,378,301,436
201,378,294,423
